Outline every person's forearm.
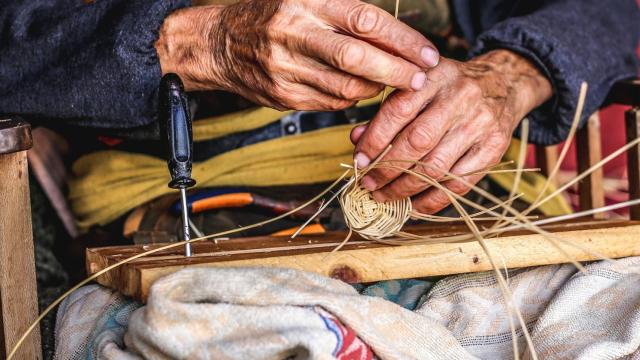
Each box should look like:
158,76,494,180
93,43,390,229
155,6,225,91
467,49,553,126
0,0,189,128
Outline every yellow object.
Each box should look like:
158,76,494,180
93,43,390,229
192,107,292,142
193,93,383,142
70,124,356,230
70,99,571,231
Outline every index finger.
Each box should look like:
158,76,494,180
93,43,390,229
322,0,440,68
354,86,437,168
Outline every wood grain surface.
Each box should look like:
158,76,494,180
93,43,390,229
576,113,605,218
0,151,41,359
87,219,640,302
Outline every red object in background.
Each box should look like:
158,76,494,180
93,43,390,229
522,104,634,215
525,104,630,177
563,105,630,177
97,135,124,147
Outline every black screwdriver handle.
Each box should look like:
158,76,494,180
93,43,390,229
160,73,196,189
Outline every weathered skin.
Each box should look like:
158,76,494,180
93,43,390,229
352,50,553,214
155,0,440,110
155,2,553,214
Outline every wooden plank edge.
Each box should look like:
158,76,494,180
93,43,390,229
108,224,640,302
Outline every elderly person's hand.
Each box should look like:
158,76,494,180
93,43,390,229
155,0,440,111
351,50,553,214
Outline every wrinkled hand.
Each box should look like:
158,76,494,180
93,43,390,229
156,0,440,110
351,50,552,214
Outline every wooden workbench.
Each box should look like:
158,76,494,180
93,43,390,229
87,219,640,302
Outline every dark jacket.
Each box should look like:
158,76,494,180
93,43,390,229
454,0,639,144
0,0,638,144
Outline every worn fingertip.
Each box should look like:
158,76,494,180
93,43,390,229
354,152,371,169
421,46,440,68
410,72,427,91
350,124,368,144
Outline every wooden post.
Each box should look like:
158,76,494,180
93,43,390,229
576,113,606,218
535,145,559,187
0,118,41,359
626,108,640,220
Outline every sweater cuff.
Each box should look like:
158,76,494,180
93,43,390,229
469,21,636,145
91,0,191,129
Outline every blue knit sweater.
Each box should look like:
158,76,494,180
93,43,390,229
0,0,638,144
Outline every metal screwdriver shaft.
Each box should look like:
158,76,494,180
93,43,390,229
180,188,192,257
160,74,196,257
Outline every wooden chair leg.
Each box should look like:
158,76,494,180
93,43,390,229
0,119,41,359
535,145,559,187
576,113,606,218
626,107,640,220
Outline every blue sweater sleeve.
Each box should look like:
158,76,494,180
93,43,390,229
456,0,640,145
0,0,190,129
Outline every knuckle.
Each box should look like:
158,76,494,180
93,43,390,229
447,180,470,195
476,106,492,120
476,108,495,126
327,99,355,111
387,95,416,119
481,133,509,155
461,81,483,98
423,155,447,179
315,95,353,111
348,4,383,35
414,192,449,213
431,191,451,207
406,126,436,154
403,176,427,194
337,77,363,100
492,136,510,152
333,40,365,71
358,81,384,99
373,168,395,184
366,122,390,145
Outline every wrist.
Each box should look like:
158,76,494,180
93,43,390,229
155,6,226,91
471,49,553,126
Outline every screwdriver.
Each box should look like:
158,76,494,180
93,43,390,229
160,73,196,257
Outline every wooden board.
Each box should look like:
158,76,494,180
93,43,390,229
576,113,605,218
535,145,559,187
87,219,640,302
0,151,41,359
627,107,640,220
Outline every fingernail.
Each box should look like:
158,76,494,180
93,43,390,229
411,72,427,91
362,176,377,191
354,152,370,169
351,125,368,143
421,46,440,67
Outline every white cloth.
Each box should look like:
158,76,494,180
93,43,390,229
55,258,640,359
